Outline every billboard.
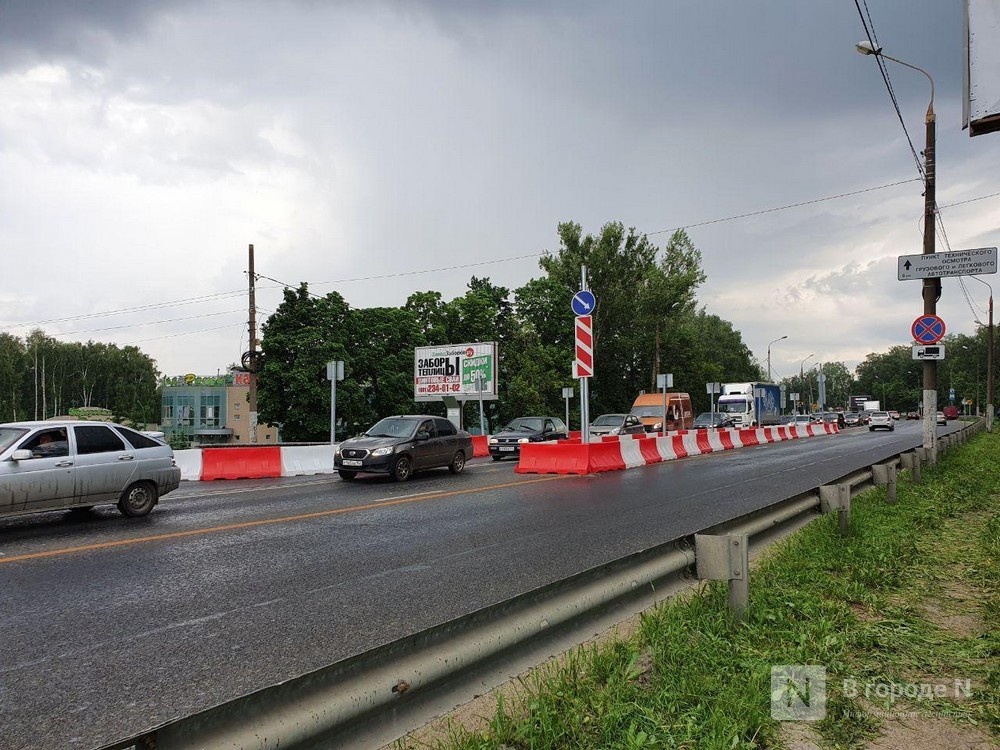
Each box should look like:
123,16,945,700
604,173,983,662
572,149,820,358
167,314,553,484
964,0,1000,136
414,342,498,402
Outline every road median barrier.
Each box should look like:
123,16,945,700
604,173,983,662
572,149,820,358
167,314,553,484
201,446,282,481
280,445,334,476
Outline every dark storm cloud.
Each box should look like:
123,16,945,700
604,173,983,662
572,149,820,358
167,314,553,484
0,0,187,70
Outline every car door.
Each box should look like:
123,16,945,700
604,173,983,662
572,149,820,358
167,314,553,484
413,419,438,470
434,418,459,467
71,425,138,504
625,415,641,434
10,428,76,514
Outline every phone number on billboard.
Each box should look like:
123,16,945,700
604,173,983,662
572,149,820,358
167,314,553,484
417,383,464,394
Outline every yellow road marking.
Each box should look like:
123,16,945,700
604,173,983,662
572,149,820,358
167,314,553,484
0,475,567,566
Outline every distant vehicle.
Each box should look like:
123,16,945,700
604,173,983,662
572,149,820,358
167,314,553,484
937,411,948,426
489,416,568,461
693,412,737,429
942,405,960,420
843,412,861,427
863,400,881,412
589,413,645,437
792,414,813,425
888,410,901,420
857,411,872,426
716,382,782,427
822,412,846,428
631,392,694,432
334,415,473,481
868,411,895,432
0,420,180,519
906,411,920,420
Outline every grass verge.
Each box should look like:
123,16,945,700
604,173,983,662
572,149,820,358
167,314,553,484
394,429,1000,750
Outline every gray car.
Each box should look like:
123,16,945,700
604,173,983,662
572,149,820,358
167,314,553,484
334,415,473,481
0,420,181,519
589,413,645,437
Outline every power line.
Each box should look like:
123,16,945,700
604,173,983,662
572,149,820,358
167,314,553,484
123,323,246,346
46,309,244,338
940,192,1000,209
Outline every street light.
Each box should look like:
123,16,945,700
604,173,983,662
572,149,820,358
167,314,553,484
968,275,995,430
767,335,787,382
798,354,814,413
857,40,939,458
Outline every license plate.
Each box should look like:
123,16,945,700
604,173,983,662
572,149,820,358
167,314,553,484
342,459,364,467
499,446,516,452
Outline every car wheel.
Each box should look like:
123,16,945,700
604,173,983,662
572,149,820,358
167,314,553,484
338,470,358,481
392,455,413,482
117,482,157,518
449,451,466,474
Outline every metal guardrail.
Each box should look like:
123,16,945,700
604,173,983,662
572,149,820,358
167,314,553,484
101,418,987,750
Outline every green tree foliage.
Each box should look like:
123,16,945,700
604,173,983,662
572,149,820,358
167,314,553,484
0,330,159,424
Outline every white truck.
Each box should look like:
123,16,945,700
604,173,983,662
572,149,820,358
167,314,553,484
717,382,782,427
863,400,880,412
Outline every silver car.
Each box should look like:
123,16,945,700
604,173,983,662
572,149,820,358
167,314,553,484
0,421,181,519
868,411,895,432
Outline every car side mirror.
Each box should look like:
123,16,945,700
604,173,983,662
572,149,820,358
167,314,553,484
11,449,33,461
415,430,431,441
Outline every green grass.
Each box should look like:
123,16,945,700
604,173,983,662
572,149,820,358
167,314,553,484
399,429,1000,750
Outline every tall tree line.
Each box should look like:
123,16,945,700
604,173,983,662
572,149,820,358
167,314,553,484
0,331,160,425
257,224,765,441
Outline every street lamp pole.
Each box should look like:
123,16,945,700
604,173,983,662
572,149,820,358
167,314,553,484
857,41,937,459
799,354,814,413
969,275,995,431
767,335,787,382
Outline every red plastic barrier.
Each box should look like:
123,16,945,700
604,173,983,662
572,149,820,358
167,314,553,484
516,442,590,475
587,441,626,473
569,430,582,440
719,430,736,450
471,435,490,458
639,437,662,464
695,430,712,454
201,446,281,481
671,434,688,459
739,429,759,447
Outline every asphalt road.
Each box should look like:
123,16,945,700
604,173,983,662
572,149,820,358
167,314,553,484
0,420,963,750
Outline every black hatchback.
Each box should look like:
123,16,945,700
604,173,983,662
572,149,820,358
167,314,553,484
334,415,473,481
488,416,569,461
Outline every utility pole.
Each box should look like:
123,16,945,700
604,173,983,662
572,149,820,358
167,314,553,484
921,98,939,461
248,243,258,444
988,293,995,431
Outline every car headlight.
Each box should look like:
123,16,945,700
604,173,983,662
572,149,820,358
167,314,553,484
370,446,394,456
653,422,662,430
334,447,342,456
489,438,498,445
610,427,621,435
518,437,529,444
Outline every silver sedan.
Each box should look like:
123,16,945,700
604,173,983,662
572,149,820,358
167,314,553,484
0,421,181,520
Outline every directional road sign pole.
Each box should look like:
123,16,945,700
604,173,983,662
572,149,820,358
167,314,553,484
579,267,590,443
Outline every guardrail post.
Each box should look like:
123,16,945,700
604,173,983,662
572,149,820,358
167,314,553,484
820,484,851,536
872,463,898,503
900,451,921,483
695,533,749,620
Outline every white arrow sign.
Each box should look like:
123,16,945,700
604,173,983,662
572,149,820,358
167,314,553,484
898,247,997,280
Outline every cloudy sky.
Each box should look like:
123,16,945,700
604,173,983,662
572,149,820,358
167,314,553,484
1,0,997,383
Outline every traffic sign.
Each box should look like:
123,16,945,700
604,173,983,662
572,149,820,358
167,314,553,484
573,315,593,378
572,290,597,316
898,247,997,280
912,345,946,360
911,315,946,345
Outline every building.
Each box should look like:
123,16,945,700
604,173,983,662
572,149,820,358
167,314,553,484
160,371,280,446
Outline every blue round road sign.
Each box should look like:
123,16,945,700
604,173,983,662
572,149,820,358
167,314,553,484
572,290,597,316
911,314,946,345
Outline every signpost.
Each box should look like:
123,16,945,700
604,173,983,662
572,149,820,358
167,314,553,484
326,360,345,444
574,271,595,443
706,382,721,423
657,373,674,430
562,386,574,430
897,246,997,280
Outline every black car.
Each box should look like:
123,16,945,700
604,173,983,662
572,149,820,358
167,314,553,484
489,416,569,461
693,412,736,429
334,415,473,481
822,412,846,428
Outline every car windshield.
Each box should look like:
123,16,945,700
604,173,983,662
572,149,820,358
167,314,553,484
795,416,811,422
365,417,420,438
716,402,747,413
503,417,544,432
592,414,625,426
0,427,29,453
631,406,664,418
